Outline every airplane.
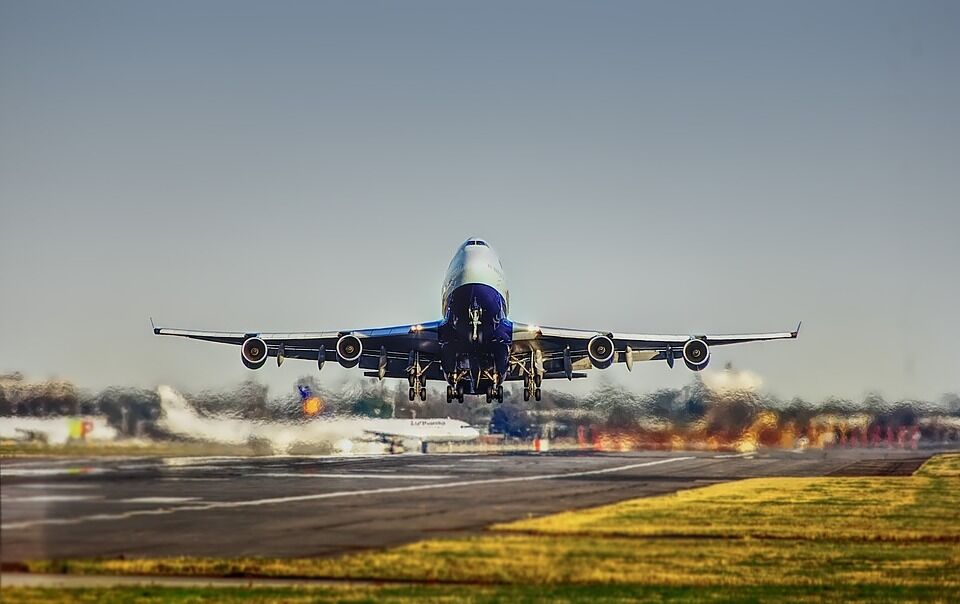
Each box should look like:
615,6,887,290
157,385,478,454
0,416,117,445
153,238,799,404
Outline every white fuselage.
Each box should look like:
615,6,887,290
441,238,509,316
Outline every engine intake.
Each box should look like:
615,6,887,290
588,335,616,369
241,337,268,370
336,334,363,368
682,338,710,371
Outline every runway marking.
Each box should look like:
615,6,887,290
0,495,102,503
120,497,200,504
162,457,249,466
160,477,229,482
17,484,98,490
713,453,755,459
0,467,110,477
255,473,452,480
408,464,456,469
0,457,694,531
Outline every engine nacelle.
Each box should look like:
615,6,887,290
682,338,710,371
336,334,363,368
587,335,616,369
241,337,268,370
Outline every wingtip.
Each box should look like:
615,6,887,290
792,321,802,338
150,317,160,335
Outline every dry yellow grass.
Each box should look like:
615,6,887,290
495,453,960,541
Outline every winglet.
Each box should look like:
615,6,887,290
150,317,160,335
791,321,802,338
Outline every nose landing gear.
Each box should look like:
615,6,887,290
468,298,482,343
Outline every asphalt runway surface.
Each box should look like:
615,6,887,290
0,447,946,562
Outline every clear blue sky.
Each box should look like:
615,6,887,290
1,0,958,401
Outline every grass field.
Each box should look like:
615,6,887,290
6,453,960,602
4,583,954,603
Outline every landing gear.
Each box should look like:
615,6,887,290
468,298,482,343
484,384,504,404
410,386,427,401
408,351,428,402
515,351,544,404
446,368,469,404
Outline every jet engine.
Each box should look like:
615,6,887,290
587,335,616,369
682,338,710,371
336,334,363,368
241,337,269,370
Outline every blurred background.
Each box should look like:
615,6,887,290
1,1,958,448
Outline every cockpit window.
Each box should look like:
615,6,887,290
466,239,488,247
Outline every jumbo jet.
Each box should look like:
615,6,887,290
153,238,799,404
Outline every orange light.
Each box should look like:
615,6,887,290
303,396,324,416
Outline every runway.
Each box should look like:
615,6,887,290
0,447,942,562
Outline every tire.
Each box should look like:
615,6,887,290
534,388,542,402
523,389,530,402
496,385,503,403
457,388,464,404
446,385,454,404
419,387,427,402
408,387,415,401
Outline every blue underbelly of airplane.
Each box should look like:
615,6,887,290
437,283,513,392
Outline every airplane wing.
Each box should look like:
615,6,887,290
510,321,800,377
152,319,444,377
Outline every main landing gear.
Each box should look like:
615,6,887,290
408,384,426,402
485,384,504,405
445,384,464,404
408,351,427,402
515,353,543,402
523,375,542,402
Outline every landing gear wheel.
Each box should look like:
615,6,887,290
485,386,493,404
523,388,530,402
534,375,542,387
457,387,464,404
496,385,503,403
408,375,416,387
408,387,416,401
534,387,542,402
446,385,454,404
419,387,427,402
